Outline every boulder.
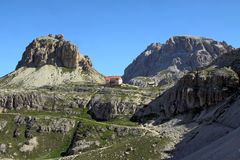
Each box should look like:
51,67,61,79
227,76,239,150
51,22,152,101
0,120,7,131
19,137,38,152
0,144,7,153
13,128,21,138
25,129,33,139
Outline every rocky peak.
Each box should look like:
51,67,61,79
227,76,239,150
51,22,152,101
16,34,92,71
140,43,161,58
0,34,105,88
162,35,232,54
123,35,233,83
146,43,162,51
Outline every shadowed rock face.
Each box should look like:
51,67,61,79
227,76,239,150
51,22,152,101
123,36,233,84
16,34,92,71
132,65,239,123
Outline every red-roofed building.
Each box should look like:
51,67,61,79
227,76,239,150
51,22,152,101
105,76,123,86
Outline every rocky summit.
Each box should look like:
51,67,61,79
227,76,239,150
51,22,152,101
0,34,104,88
123,36,233,87
16,34,92,70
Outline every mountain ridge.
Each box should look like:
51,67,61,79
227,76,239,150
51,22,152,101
123,35,233,87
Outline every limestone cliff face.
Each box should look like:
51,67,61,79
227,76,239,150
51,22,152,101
88,95,143,121
123,36,233,86
132,65,239,122
16,34,92,71
87,87,156,121
0,91,47,110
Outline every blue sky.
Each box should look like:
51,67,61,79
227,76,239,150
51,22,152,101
0,0,240,77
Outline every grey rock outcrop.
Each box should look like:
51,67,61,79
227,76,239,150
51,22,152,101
16,34,92,71
13,115,75,135
38,118,75,133
0,144,7,153
0,91,48,110
14,116,37,129
128,66,185,88
88,95,140,121
19,137,38,152
132,66,239,122
0,120,7,131
87,89,153,121
13,128,21,138
25,129,33,139
114,127,145,137
65,122,101,155
68,139,100,154
123,36,233,86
